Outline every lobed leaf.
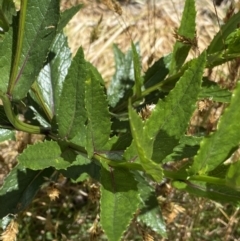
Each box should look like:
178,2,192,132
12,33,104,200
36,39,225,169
100,164,140,241
190,81,240,175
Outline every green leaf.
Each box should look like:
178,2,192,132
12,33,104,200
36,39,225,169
18,141,73,170
57,4,83,33
144,53,171,89
163,135,202,162
0,128,15,142
0,0,16,31
123,139,139,163
10,0,60,100
0,27,13,93
225,28,240,53
61,156,101,181
134,173,167,237
57,47,87,140
169,0,196,74
182,180,240,205
190,82,240,175
85,68,111,157
0,164,54,219
145,52,206,163
199,78,231,103
34,32,72,120
100,165,140,241
207,11,240,54
107,44,135,108
129,103,163,182
226,161,240,190
131,42,142,97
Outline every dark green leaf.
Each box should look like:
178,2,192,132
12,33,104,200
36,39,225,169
11,0,60,100
163,135,202,162
57,47,87,140
18,141,73,170
100,165,140,241
190,82,240,175
0,164,54,219
61,155,101,181
144,54,171,89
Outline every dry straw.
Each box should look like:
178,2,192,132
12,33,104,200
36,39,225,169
63,0,235,83
0,220,18,241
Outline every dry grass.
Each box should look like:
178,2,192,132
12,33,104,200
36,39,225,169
62,0,234,83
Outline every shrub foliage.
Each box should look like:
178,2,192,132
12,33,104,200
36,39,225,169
1,0,240,240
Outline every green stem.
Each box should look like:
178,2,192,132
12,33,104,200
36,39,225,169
8,0,28,95
31,82,53,121
0,93,49,134
188,174,226,186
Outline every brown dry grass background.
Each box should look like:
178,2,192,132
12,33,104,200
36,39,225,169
63,0,229,82
1,0,240,240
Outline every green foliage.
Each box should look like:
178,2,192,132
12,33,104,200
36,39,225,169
100,165,140,241
0,164,54,219
190,82,240,175
1,1,240,240
169,0,196,74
